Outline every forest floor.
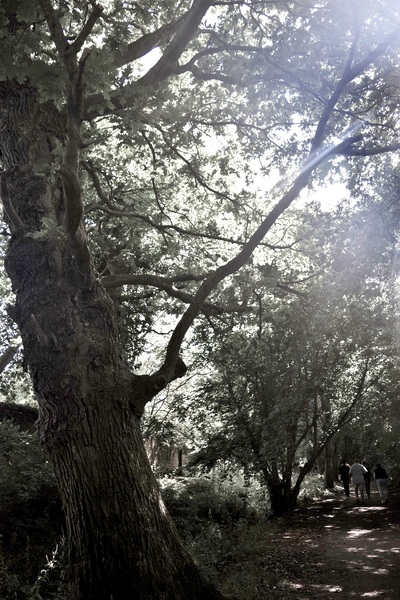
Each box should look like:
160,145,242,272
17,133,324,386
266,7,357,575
221,488,400,600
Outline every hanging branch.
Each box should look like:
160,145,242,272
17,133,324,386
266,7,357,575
101,272,252,316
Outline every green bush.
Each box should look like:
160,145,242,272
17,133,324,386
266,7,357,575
160,477,259,533
0,419,63,597
0,540,68,600
0,419,56,508
29,538,69,600
0,551,30,599
159,474,269,582
298,472,332,501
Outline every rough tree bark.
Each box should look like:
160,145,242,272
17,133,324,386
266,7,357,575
0,76,227,599
1,2,398,597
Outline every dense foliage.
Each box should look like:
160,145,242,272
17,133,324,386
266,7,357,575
1,0,400,598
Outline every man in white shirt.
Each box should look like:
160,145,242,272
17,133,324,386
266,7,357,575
349,459,368,505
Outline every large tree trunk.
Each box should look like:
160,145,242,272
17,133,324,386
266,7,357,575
4,177,226,600
1,83,227,600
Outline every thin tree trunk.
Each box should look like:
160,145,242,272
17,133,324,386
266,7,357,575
265,468,297,515
324,439,336,489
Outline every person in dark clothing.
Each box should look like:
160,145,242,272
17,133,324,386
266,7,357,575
338,459,350,499
374,463,389,504
363,461,371,499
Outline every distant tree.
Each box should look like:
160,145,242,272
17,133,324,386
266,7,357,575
187,205,399,513
1,1,400,597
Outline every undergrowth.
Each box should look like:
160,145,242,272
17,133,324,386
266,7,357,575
0,425,366,600
159,473,270,582
159,471,331,585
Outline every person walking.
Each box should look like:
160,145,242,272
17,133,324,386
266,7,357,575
338,459,350,499
363,461,372,499
374,463,389,504
349,459,368,505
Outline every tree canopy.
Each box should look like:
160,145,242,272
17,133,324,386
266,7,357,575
1,1,400,598
184,199,399,509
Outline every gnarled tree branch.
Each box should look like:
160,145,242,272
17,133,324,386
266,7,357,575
0,173,26,235
154,134,364,386
85,0,213,118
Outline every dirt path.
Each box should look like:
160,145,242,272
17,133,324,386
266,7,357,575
221,489,400,599
273,490,400,599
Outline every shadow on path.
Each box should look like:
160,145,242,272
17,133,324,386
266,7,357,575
286,490,400,599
